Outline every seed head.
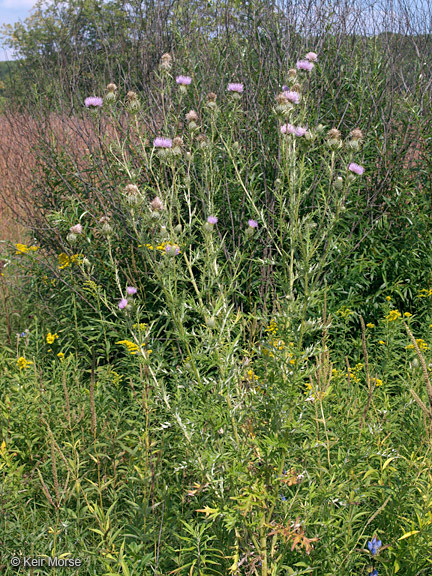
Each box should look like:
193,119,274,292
107,83,117,93
349,128,364,141
327,128,341,140
150,196,164,212
186,110,199,123
70,223,83,234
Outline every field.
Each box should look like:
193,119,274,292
1,1,432,575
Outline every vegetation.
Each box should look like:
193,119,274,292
1,1,432,574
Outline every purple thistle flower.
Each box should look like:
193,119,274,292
126,286,137,295
305,51,318,62
85,96,103,108
227,83,244,93
165,244,180,255
70,223,83,234
153,137,173,148
118,298,128,310
283,90,300,104
176,75,192,85
282,85,289,91
348,162,365,175
281,124,296,135
295,127,307,137
207,216,218,224
367,537,382,556
296,60,314,72
248,219,258,229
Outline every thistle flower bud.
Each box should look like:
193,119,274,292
207,92,217,102
126,91,140,112
316,124,325,134
188,121,198,132
123,183,142,206
327,128,341,140
159,53,172,71
326,128,342,150
196,134,209,148
288,68,297,79
174,224,182,234
99,216,113,236
186,109,198,123
334,177,344,191
105,83,117,102
291,83,302,93
349,128,364,141
67,233,77,244
206,316,216,328
150,196,164,212
160,225,168,237
70,223,83,234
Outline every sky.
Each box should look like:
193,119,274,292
0,0,39,60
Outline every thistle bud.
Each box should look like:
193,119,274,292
288,68,297,79
150,196,164,212
186,110,198,123
67,233,77,245
334,177,344,191
105,82,118,103
174,223,182,234
326,128,342,150
99,216,113,236
126,91,140,112
206,316,216,328
160,53,172,71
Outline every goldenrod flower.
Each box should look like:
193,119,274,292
58,253,70,269
386,309,401,322
57,352,65,361
366,323,375,329
46,332,59,344
17,357,33,370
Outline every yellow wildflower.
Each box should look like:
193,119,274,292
337,307,352,318
379,340,386,345
246,369,259,382
46,332,59,344
366,323,375,329
57,352,65,361
15,243,39,254
404,312,412,318
406,339,428,351
265,320,278,334
386,296,392,301
372,377,383,387
58,253,70,269
418,288,432,298
386,309,401,322
17,357,33,370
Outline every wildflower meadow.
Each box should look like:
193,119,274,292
1,1,432,575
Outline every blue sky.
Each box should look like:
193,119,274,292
0,0,39,60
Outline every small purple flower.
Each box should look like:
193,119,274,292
153,137,173,148
281,124,296,135
248,219,258,229
367,537,382,556
85,96,103,108
305,51,318,62
165,244,180,255
207,216,218,225
348,162,365,175
227,83,244,93
296,60,314,71
20,332,26,337
295,127,307,137
118,298,128,310
368,570,378,576
280,495,287,501
176,75,192,85
282,84,289,91
283,90,300,104
126,286,137,295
